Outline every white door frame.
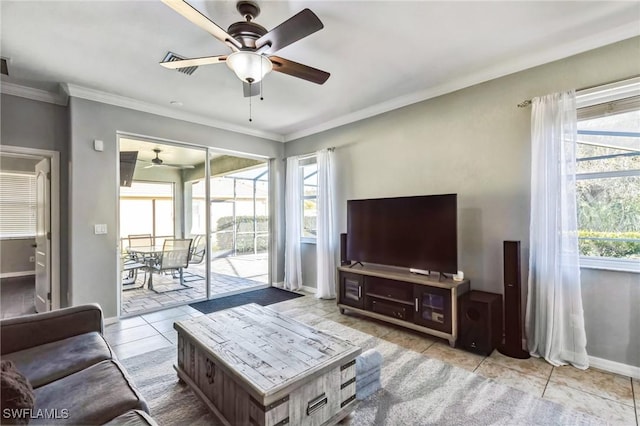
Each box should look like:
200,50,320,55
0,145,61,310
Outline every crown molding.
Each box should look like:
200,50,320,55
0,81,67,106
60,83,284,142
283,22,640,142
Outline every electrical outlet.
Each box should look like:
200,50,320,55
29,256,35,263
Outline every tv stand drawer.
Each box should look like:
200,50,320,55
370,299,412,321
367,276,412,302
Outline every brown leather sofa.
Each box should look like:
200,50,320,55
1,304,157,425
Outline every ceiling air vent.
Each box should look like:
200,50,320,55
162,52,197,75
1,58,8,76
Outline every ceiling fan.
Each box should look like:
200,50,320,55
139,149,195,169
160,0,330,97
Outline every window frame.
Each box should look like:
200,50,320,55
575,77,640,273
300,156,318,244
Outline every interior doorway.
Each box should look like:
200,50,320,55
0,147,60,318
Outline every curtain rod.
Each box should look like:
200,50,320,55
282,147,335,161
517,75,640,108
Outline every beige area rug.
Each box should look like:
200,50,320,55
122,314,602,426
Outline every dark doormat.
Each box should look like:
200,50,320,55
189,287,304,314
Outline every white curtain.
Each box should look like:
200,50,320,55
284,156,302,291
316,149,337,299
525,91,589,369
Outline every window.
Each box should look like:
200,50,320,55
119,181,175,243
0,172,36,238
300,157,318,241
576,79,640,271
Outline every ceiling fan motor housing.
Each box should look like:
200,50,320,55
152,148,163,165
228,21,267,49
229,1,267,49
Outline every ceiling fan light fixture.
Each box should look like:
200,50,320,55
226,51,272,83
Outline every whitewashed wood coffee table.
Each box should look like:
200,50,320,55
174,303,361,426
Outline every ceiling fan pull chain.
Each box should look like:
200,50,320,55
249,81,253,122
260,58,264,101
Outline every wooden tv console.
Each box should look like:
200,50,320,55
337,264,470,347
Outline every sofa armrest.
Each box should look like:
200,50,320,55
1,304,104,355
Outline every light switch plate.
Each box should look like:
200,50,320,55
94,139,104,152
94,224,107,235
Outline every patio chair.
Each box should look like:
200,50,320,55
183,234,206,283
150,238,193,293
127,234,154,263
128,233,152,248
121,256,146,290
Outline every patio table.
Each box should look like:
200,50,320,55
127,245,173,291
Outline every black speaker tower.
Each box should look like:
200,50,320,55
340,233,351,266
498,241,530,359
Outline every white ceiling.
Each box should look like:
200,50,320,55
1,1,639,142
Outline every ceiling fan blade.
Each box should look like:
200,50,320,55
255,9,323,55
144,163,194,169
269,56,330,85
161,0,242,51
160,55,227,69
243,81,260,98
164,164,196,169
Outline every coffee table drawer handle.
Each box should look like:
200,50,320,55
341,377,356,389
306,393,327,416
205,358,216,384
340,360,356,371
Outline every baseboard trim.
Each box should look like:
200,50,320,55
104,316,118,326
272,282,315,295
302,285,317,294
0,271,35,279
523,339,638,379
589,355,640,379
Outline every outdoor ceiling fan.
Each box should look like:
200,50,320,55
139,148,195,169
160,0,330,97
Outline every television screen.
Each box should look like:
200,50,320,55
346,194,457,273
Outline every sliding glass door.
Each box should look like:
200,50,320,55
118,136,272,315
208,153,270,297
118,137,208,315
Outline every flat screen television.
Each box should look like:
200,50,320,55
346,194,457,274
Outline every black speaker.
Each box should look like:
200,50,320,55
458,291,503,356
340,233,351,266
498,241,530,359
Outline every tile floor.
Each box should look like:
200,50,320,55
105,294,639,425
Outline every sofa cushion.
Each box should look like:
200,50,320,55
103,410,158,426
32,359,148,425
3,332,111,389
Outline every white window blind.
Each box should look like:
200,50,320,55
0,172,37,238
